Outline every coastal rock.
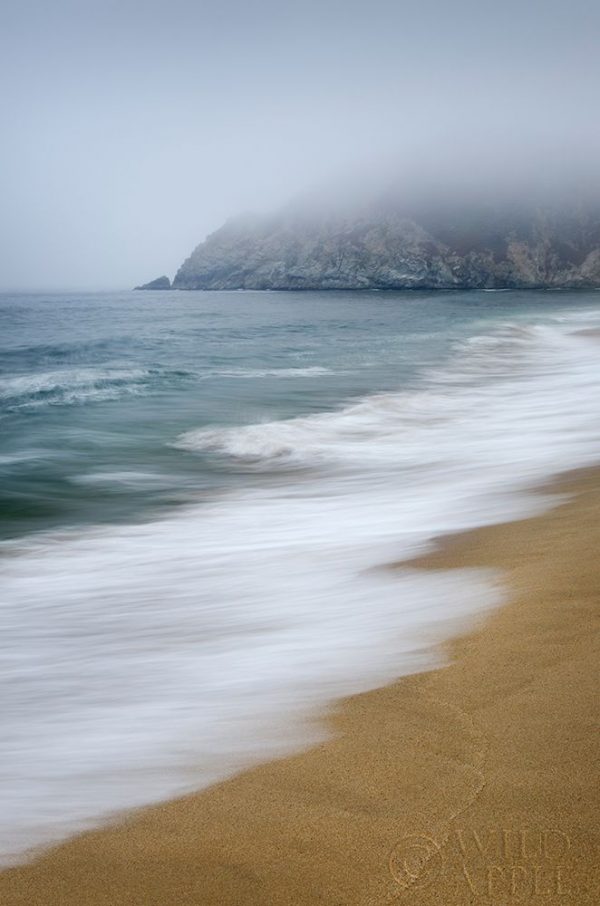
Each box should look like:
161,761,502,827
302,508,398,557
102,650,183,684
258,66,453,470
172,198,600,291
134,275,171,290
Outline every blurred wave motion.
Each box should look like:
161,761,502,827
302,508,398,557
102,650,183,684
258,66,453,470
1,289,600,863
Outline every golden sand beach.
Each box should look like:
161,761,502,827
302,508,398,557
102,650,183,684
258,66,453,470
1,470,598,905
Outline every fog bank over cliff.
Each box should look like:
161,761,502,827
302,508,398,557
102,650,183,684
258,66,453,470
171,158,600,291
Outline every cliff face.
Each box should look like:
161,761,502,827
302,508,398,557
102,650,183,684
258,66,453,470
172,200,600,291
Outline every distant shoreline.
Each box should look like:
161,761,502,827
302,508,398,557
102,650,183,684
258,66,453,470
135,284,600,292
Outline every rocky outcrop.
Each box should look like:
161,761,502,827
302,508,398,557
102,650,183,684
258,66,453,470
172,199,600,291
135,275,171,290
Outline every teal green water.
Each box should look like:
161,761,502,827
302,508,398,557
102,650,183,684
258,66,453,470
2,288,597,539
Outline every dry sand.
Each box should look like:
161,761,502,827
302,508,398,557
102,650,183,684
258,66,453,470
1,470,598,905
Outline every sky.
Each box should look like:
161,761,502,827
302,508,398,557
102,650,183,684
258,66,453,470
0,0,598,290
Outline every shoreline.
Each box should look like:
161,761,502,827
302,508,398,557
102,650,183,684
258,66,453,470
1,469,599,904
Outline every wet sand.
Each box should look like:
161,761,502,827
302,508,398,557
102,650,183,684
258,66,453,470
1,470,598,905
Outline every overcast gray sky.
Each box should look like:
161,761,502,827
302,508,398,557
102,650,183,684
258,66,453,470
1,0,598,290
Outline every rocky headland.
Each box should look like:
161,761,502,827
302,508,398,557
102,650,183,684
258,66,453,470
149,190,600,291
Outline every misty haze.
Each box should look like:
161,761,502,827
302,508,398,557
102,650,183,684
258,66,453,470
2,0,600,290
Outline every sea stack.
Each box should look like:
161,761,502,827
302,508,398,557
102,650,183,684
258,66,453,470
134,275,171,290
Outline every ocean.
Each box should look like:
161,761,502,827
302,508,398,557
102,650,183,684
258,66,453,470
1,288,600,863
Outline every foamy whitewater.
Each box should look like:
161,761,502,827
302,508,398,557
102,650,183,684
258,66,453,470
1,290,600,864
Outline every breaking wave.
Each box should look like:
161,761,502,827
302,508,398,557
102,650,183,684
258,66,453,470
176,320,600,471
0,367,191,410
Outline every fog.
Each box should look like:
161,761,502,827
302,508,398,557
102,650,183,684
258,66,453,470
1,0,598,290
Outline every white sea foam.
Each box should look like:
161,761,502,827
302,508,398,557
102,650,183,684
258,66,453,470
1,309,600,864
0,367,173,409
208,366,332,378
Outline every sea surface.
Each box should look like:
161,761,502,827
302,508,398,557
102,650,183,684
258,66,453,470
1,289,600,862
